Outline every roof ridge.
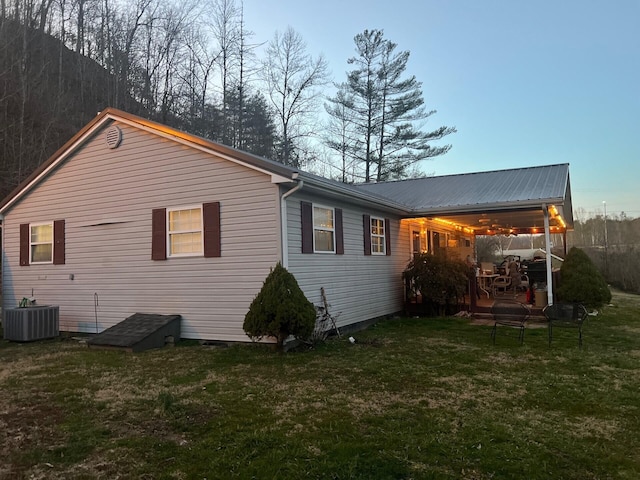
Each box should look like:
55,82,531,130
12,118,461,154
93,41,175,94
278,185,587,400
356,163,569,186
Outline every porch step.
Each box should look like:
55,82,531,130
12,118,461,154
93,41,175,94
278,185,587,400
87,313,181,353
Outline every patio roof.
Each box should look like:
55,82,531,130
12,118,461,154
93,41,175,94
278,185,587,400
354,164,573,235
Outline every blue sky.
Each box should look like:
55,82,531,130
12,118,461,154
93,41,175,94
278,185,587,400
242,0,640,218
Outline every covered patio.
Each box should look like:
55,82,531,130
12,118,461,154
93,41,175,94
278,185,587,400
356,164,574,312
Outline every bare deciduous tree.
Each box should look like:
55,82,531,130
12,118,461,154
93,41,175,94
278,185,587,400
261,26,329,168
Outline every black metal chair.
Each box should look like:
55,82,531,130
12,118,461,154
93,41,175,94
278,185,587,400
490,300,531,345
543,303,589,347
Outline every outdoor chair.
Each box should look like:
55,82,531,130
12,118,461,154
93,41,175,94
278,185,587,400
543,303,589,347
493,262,522,298
490,300,531,345
492,274,513,297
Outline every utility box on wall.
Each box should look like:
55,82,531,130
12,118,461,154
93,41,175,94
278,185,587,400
4,306,60,341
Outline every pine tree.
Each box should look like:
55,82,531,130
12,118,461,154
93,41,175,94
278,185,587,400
328,29,456,182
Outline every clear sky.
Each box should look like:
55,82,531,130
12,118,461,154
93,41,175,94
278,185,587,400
241,0,639,219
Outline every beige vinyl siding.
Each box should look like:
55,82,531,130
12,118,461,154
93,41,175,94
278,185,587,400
286,192,410,328
2,122,281,341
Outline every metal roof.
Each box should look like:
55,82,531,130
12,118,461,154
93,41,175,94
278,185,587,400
354,164,570,212
354,164,573,233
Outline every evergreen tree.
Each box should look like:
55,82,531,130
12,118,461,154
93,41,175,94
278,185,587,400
323,85,360,182
243,263,316,350
328,29,456,182
228,89,277,158
557,247,611,308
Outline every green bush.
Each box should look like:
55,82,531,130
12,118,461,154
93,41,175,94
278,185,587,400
403,253,469,315
557,247,611,308
243,263,316,349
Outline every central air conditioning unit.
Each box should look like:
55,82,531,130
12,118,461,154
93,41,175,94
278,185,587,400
4,306,60,341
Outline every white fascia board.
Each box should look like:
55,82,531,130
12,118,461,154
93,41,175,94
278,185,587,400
271,174,294,184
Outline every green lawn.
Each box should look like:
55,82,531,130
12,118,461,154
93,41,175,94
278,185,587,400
1,291,639,479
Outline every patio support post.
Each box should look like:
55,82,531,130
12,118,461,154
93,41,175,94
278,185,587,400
469,269,477,312
543,204,554,306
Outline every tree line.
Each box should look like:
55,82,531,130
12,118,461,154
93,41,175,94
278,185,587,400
0,0,456,200
569,213,640,294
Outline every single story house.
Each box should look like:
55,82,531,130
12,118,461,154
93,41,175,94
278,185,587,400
0,108,573,342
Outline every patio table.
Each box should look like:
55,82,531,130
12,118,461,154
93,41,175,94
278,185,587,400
478,273,499,298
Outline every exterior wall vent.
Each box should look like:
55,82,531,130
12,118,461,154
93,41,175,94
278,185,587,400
105,125,122,149
4,306,60,341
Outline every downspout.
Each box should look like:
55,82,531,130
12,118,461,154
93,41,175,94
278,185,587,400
280,176,303,269
543,204,554,306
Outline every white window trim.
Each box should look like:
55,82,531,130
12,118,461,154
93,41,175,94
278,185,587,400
312,204,336,254
370,216,386,255
29,221,54,264
167,205,204,258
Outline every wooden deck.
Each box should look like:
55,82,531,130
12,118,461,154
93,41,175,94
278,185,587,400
473,291,542,313
404,290,547,319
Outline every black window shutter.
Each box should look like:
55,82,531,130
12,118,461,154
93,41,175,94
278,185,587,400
20,224,29,266
335,208,344,255
53,220,65,265
385,218,391,256
363,214,371,255
151,208,167,260
203,202,221,258
301,201,313,253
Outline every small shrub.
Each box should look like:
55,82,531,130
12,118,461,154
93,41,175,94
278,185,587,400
557,247,611,308
243,263,316,350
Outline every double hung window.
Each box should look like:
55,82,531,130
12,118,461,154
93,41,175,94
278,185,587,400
20,220,65,266
370,217,386,255
152,202,221,260
167,206,203,256
30,222,53,263
363,214,391,256
313,205,335,253
300,201,343,255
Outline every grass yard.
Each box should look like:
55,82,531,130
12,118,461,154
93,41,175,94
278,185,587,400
1,291,640,479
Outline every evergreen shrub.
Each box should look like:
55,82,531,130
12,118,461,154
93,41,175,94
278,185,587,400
557,247,611,308
403,252,469,316
243,263,316,349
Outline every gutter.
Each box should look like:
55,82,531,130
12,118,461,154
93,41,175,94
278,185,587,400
280,176,303,269
298,172,409,215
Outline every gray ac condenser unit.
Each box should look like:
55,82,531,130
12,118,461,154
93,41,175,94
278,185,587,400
4,306,60,341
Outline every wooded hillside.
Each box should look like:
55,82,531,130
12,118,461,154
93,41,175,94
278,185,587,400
0,7,276,200
0,18,120,199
